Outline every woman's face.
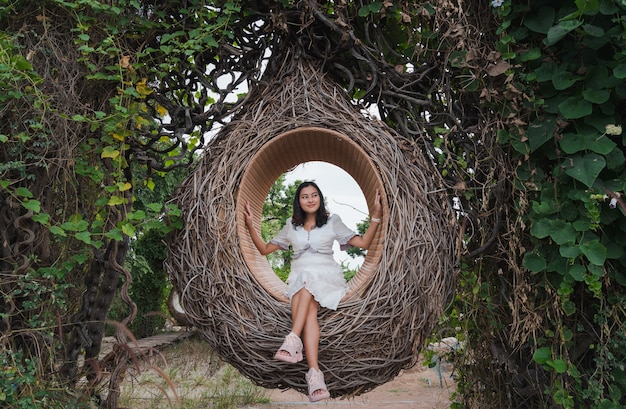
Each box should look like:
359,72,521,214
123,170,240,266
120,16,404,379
299,185,321,215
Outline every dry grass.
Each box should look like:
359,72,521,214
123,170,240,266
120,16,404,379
118,334,268,409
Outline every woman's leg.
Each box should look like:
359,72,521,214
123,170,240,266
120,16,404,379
290,288,315,336
302,298,320,369
280,289,320,367
286,289,328,400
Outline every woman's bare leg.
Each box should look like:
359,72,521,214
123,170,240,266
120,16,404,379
302,298,320,369
276,289,317,359
285,289,327,399
290,288,312,335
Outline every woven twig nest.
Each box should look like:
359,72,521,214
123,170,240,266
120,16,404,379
165,58,458,397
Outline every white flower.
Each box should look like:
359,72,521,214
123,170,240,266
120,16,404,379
609,197,618,209
491,0,504,7
605,124,623,136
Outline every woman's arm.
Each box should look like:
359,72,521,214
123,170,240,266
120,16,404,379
347,189,383,250
244,201,281,255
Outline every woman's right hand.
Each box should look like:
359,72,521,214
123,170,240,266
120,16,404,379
244,201,253,227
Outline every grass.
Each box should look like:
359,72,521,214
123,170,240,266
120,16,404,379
118,333,269,409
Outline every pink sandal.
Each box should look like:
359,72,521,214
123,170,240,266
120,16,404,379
274,332,303,363
305,367,331,402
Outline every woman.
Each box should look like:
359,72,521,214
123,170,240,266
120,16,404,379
244,181,382,401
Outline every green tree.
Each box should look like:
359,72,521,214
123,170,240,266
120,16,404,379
261,175,297,281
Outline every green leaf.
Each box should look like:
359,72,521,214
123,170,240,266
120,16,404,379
576,0,600,15
523,251,547,272
585,66,610,90
527,116,556,152
564,153,606,187
572,219,591,231
72,253,89,264
75,231,92,244
552,71,580,90
107,195,126,206
530,218,551,238
582,89,610,104
548,359,567,373
358,2,382,16
558,97,592,119
105,228,124,241
121,223,135,237
533,347,551,364
101,146,120,159
588,135,617,155
127,210,146,221
582,24,604,37
15,187,34,198
166,204,182,217
560,132,616,155
49,226,67,237
22,199,41,213
32,213,50,224
523,7,554,34
535,62,557,82
580,240,607,265
61,215,89,232
519,48,542,62
568,264,586,281
545,20,583,46
614,65,626,79
146,203,163,213
560,244,581,258
549,221,577,245
562,300,577,316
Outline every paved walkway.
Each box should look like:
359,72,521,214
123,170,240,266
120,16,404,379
251,363,455,409
99,330,193,359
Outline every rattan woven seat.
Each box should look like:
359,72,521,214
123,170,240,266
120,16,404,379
165,57,458,397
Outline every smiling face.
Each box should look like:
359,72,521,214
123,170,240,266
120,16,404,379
299,185,321,215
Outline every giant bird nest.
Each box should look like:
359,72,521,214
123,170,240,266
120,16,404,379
165,58,458,397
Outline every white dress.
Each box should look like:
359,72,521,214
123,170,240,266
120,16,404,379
269,214,357,310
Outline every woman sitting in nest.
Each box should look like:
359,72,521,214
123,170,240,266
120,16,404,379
244,181,382,402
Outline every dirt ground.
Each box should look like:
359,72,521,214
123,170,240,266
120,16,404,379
253,361,456,409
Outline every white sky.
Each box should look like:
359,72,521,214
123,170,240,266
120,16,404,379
283,161,367,269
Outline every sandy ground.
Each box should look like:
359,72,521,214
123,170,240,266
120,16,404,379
251,362,456,409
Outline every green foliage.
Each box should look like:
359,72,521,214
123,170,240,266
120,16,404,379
1,0,203,404
127,229,169,338
261,175,297,281
0,350,37,406
487,0,626,406
0,350,91,408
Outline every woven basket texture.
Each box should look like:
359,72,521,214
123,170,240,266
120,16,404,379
165,57,458,397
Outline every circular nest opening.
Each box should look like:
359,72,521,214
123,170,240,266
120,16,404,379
237,126,386,303
165,59,458,397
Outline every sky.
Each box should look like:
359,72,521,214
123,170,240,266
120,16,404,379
283,161,367,269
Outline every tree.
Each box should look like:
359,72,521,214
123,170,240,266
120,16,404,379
261,175,297,281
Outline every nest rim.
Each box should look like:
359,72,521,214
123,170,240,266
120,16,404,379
236,126,388,303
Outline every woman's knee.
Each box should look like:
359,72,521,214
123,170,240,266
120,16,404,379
307,299,319,316
293,288,314,302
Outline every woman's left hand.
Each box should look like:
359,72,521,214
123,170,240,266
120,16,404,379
372,189,382,219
